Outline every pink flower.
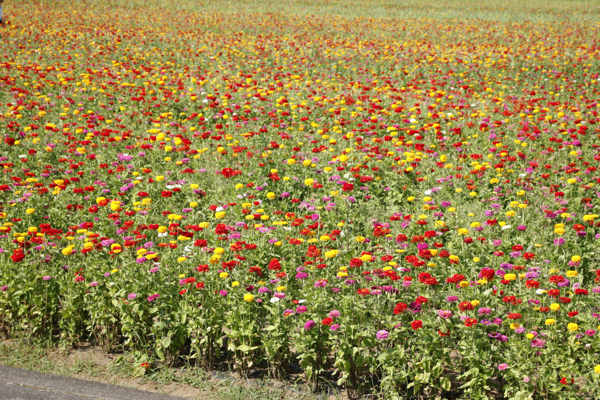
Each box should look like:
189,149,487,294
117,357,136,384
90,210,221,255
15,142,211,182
304,320,316,330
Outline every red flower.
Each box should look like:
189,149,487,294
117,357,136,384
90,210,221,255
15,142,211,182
464,318,478,327
268,259,281,271
196,264,209,273
547,289,560,297
415,296,429,305
567,311,579,318
539,307,549,313
411,320,423,330
194,239,208,247
559,297,572,304
11,250,25,263
322,317,333,326
525,280,540,289
306,245,321,258
459,301,474,311
507,313,522,320
393,303,408,314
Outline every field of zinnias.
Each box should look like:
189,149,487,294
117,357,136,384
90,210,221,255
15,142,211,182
1,0,600,398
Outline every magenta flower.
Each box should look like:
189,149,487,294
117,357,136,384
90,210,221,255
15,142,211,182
304,320,316,330
296,305,308,314
498,363,508,370
147,293,160,302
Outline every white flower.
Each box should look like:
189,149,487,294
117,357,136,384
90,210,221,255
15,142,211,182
410,118,417,123
215,206,224,212
298,299,307,304
270,297,280,303
536,289,546,295
501,225,512,230
424,190,432,195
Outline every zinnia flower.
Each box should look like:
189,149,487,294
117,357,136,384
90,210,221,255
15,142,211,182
304,320,316,331
376,330,389,340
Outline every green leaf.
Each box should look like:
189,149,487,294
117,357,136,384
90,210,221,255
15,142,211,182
161,336,171,349
237,344,251,353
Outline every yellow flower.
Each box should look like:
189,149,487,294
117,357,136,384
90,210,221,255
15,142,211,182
231,281,240,287
25,208,35,214
243,294,254,302
550,303,560,311
360,254,372,262
459,281,469,288
595,365,600,374
266,192,276,199
504,273,516,281
510,323,520,330
545,319,556,326
526,333,534,340
215,211,226,219
470,300,480,307
571,255,581,263
219,272,229,279
276,286,286,292
304,178,314,186
567,323,578,332
566,270,578,278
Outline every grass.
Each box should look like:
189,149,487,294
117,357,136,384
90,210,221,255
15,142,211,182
0,340,317,400
11,0,600,22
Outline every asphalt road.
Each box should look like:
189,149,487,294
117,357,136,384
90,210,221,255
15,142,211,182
0,365,185,400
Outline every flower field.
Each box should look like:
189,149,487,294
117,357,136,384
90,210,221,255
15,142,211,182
1,0,600,398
